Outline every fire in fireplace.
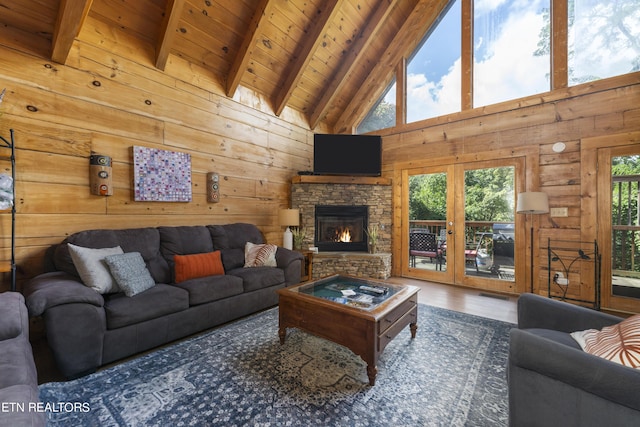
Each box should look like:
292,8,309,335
315,205,368,252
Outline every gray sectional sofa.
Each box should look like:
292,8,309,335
0,292,46,427
23,223,303,379
509,293,640,426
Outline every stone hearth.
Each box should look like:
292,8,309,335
291,176,392,279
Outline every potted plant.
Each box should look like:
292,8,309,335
291,226,307,251
366,224,380,254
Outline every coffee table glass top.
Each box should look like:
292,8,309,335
294,275,401,310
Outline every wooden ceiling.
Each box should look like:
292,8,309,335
0,0,449,131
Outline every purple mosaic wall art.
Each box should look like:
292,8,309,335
133,146,192,202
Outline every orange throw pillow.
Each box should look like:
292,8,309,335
174,251,224,283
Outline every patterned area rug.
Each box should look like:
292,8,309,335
39,304,514,426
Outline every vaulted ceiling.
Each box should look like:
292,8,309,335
0,0,449,131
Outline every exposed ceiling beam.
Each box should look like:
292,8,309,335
51,0,94,64
308,0,399,129
226,0,275,98
273,0,342,117
333,0,449,133
155,0,185,70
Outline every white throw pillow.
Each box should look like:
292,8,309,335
68,243,124,294
244,242,277,267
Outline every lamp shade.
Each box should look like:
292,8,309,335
278,208,300,227
516,192,549,214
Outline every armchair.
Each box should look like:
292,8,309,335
508,293,640,426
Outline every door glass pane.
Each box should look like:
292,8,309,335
408,173,447,272
611,155,640,298
464,166,515,280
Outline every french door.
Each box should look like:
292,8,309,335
597,143,640,313
401,158,526,294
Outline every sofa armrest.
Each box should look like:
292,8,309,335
275,247,303,269
23,271,104,317
509,328,640,411
275,247,304,286
517,293,622,332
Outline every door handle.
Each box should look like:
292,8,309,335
447,230,453,234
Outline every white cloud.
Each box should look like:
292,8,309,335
473,9,550,106
405,0,638,123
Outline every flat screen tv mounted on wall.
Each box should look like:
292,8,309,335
313,133,382,176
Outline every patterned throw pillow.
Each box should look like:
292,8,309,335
67,243,124,294
244,242,277,268
104,252,156,297
173,251,225,283
571,314,640,368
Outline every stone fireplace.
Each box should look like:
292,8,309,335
291,176,392,279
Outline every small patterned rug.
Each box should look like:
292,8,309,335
39,304,514,426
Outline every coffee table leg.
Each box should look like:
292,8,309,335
278,327,286,344
366,364,377,386
410,322,418,339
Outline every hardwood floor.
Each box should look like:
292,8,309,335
30,277,518,384
386,277,518,324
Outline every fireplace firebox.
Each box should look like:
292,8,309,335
315,205,368,252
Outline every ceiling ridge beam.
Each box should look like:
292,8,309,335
51,0,94,64
308,0,399,130
333,0,449,134
273,0,343,117
155,0,186,70
226,0,275,98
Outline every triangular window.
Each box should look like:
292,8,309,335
356,80,396,134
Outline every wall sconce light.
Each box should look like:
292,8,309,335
517,192,549,293
89,154,113,196
279,208,300,250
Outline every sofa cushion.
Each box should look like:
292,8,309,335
159,225,214,264
0,385,45,427
174,251,225,283
571,314,640,368
244,242,277,267
171,274,244,305
103,284,189,329
68,244,124,293
209,223,266,270
228,266,285,292
54,227,171,285
0,293,24,341
0,335,38,389
104,252,156,297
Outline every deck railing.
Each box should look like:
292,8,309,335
409,220,508,246
613,175,640,276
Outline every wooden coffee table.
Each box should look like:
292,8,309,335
277,274,419,386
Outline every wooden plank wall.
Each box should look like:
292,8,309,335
382,72,640,307
0,38,319,292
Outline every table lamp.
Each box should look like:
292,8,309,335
279,208,299,250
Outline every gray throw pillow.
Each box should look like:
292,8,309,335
104,252,156,297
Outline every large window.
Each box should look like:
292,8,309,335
569,0,640,85
473,0,550,107
357,0,639,130
406,0,461,123
357,80,396,134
